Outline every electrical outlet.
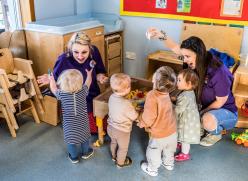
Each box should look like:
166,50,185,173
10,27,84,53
126,51,136,60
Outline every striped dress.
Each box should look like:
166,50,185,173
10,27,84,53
55,85,91,144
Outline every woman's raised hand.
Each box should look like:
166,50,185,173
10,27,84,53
37,74,49,86
147,27,164,40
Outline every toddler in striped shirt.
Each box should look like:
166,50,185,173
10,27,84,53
49,68,94,164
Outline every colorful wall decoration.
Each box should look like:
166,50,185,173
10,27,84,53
120,0,248,26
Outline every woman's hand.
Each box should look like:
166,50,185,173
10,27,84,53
147,27,164,40
37,74,49,86
200,96,228,115
97,73,109,84
147,27,181,54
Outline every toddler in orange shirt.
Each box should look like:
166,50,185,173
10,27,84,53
138,66,177,177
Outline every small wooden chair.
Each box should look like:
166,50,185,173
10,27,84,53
0,103,16,138
0,48,44,137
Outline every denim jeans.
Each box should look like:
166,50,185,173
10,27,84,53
67,140,92,159
206,108,238,135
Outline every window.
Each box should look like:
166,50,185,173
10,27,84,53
0,0,10,31
0,0,5,30
0,0,22,31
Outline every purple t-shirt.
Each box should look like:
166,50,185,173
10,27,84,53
201,61,237,113
53,45,106,113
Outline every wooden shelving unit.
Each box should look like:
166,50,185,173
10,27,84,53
146,50,183,80
104,32,123,76
233,66,248,128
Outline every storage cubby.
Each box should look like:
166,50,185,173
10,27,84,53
232,66,248,128
105,32,123,76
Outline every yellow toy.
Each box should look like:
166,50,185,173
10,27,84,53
126,89,147,110
231,129,248,147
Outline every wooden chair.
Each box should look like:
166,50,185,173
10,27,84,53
0,48,44,137
0,103,16,138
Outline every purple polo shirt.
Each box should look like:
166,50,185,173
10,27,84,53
201,60,237,113
53,45,106,113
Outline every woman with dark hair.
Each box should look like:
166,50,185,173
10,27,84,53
147,28,237,147
37,32,108,134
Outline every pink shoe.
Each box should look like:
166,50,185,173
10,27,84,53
175,153,190,162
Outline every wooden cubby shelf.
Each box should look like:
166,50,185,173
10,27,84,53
233,66,248,128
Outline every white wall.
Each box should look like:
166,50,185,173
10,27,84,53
92,0,248,78
76,0,92,16
33,0,248,77
34,0,74,20
241,28,248,53
34,0,92,20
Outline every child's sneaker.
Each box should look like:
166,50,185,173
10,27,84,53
161,163,174,171
81,148,94,159
175,153,190,162
68,154,79,164
116,156,132,168
140,161,158,177
112,157,116,162
200,134,222,147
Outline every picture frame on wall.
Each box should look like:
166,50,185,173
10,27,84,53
155,0,167,9
220,0,244,17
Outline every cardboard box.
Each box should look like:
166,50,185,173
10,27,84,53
93,77,153,119
37,95,61,126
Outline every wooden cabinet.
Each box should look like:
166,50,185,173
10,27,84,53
104,32,123,76
233,66,248,128
26,26,104,76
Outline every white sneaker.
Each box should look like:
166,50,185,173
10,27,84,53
161,163,174,171
200,134,222,147
140,162,158,177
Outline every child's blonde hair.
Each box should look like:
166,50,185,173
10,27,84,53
57,69,83,93
179,69,199,90
110,73,131,96
153,66,176,92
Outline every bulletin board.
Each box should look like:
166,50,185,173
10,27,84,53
120,0,248,26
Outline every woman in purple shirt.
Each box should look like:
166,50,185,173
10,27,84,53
148,28,237,147
37,32,108,133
